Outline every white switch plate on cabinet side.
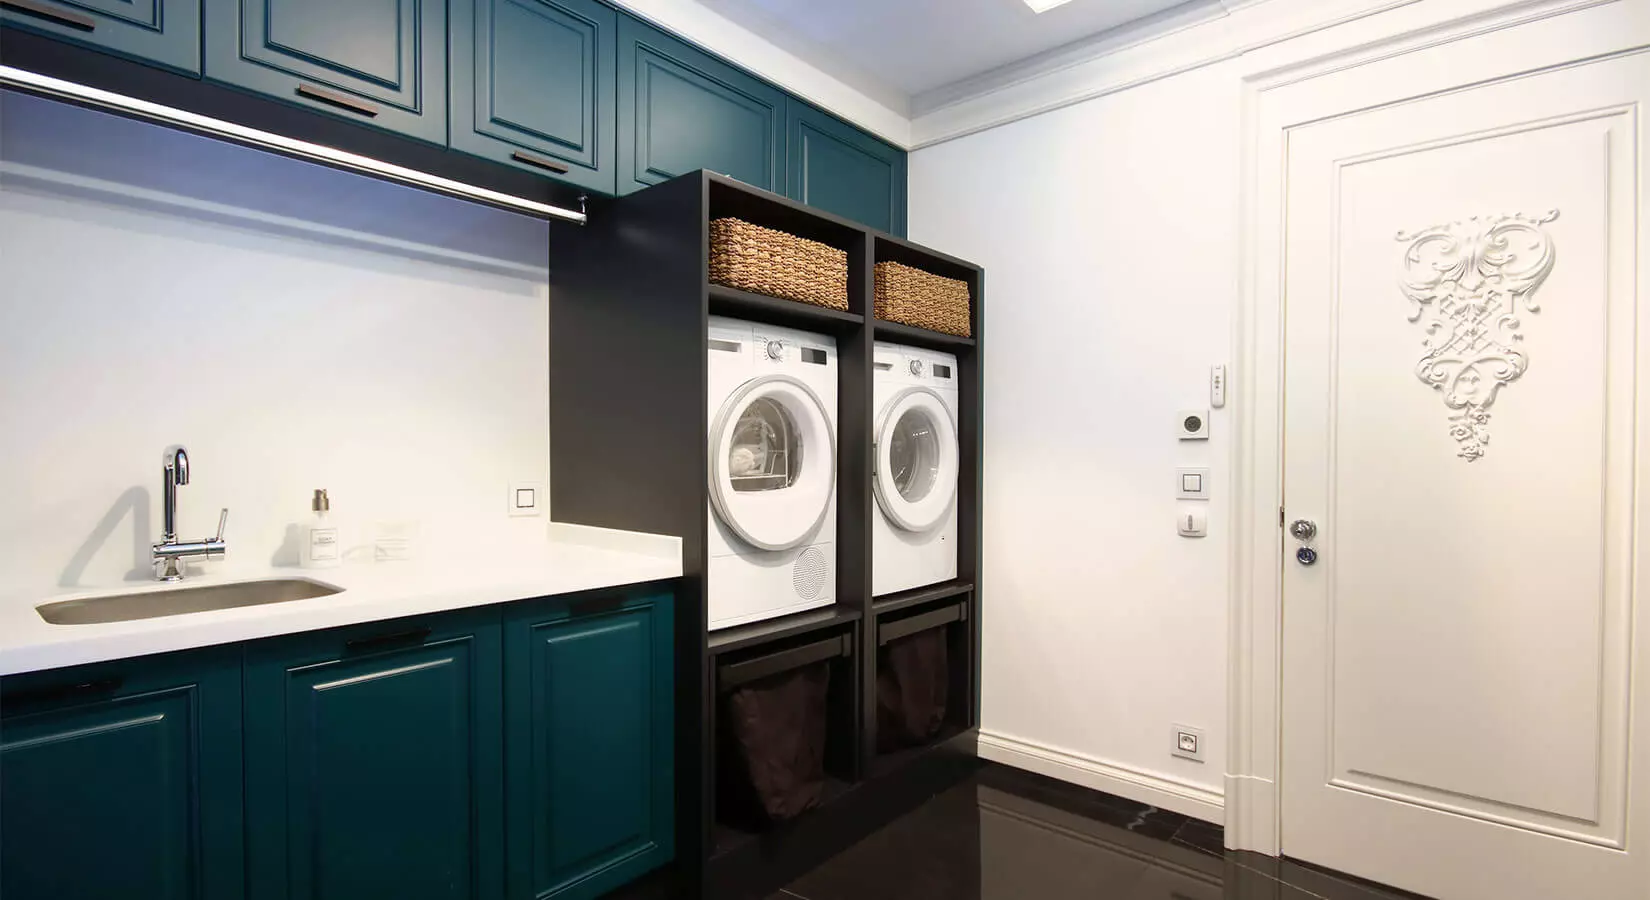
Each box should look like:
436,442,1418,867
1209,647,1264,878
1210,365,1227,408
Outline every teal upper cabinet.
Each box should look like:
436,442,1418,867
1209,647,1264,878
0,0,201,74
243,612,504,900
787,102,907,235
450,0,616,194
0,648,244,900
617,13,785,194
204,0,447,144
505,591,674,899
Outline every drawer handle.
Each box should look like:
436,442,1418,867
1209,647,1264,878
1,0,96,30
511,150,571,174
295,83,380,118
2,676,123,707
345,626,432,653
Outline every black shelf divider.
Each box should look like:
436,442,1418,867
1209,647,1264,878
871,318,975,350
708,283,864,333
871,581,975,618
708,606,862,656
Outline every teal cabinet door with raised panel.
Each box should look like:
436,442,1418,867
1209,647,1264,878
617,13,784,194
505,590,674,899
244,611,504,900
203,0,447,143
0,0,201,74
787,102,907,235
450,0,616,194
0,648,244,900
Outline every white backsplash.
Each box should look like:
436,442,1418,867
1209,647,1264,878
0,92,553,598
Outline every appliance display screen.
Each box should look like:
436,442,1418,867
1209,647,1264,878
933,364,952,379
801,348,827,365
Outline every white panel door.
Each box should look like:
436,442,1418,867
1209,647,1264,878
1280,52,1650,900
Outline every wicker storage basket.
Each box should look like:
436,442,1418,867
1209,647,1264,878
709,218,849,311
874,262,972,337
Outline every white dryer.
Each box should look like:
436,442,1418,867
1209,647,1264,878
707,317,838,630
872,342,961,596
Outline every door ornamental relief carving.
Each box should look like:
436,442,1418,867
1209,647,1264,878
1395,210,1559,461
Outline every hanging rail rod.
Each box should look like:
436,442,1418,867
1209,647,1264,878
0,65,588,225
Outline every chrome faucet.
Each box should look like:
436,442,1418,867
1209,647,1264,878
153,445,228,581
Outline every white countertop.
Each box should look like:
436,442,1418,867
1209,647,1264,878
0,523,682,676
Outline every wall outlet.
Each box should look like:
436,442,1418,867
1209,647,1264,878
1172,724,1206,762
508,482,543,517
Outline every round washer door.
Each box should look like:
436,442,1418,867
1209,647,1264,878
709,374,836,551
874,387,959,533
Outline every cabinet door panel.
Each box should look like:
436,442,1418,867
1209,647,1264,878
245,614,503,900
0,650,244,900
450,0,615,193
617,14,783,194
506,591,674,899
0,0,200,74
204,0,446,143
787,103,906,235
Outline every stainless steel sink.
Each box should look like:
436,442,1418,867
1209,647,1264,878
37,578,341,625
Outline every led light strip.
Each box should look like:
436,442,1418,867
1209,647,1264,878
0,65,588,224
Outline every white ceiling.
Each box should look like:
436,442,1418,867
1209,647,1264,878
694,0,1195,103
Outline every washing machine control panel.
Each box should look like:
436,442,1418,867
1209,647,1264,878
909,359,923,376
765,340,784,361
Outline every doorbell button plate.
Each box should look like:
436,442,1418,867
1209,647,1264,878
1178,409,1210,440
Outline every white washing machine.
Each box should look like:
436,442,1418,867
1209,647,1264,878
707,317,838,630
872,342,961,597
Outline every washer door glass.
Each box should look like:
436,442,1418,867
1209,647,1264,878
874,388,958,533
710,374,836,551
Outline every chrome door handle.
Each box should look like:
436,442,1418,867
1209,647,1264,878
1289,519,1317,542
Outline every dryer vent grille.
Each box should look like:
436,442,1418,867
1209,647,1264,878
792,546,827,601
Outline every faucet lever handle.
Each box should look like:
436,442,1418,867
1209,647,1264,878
213,508,229,543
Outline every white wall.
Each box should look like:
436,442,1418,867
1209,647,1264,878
0,93,552,600
908,0,1590,820
910,62,1241,810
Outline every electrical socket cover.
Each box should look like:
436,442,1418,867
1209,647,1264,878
1177,409,1210,440
1172,724,1206,762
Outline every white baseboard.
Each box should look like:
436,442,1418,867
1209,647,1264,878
977,729,1225,825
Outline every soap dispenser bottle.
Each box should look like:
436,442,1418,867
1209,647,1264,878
301,488,341,568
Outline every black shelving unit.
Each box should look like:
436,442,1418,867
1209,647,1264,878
548,171,984,900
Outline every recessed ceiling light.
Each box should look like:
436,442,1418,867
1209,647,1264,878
1024,0,1076,12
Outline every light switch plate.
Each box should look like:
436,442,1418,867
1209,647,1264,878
1177,467,1210,500
1172,724,1206,762
508,482,543,517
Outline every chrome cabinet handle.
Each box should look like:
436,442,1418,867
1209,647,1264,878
1,0,96,30
1289,519,1317,542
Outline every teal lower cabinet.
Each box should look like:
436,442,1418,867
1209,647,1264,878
505,590,675,899
786,101,907,236
0,647,244,900
0,586,675,900
243,610,505,900
0,0,201,75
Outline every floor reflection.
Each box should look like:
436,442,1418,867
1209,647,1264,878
776,763,1421,900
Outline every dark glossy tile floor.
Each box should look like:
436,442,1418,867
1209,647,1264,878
768,762,1426,900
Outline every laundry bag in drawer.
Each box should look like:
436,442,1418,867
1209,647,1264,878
719,662,830,823
876,626,950,751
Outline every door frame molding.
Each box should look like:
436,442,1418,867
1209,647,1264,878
1225,0,1645,855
